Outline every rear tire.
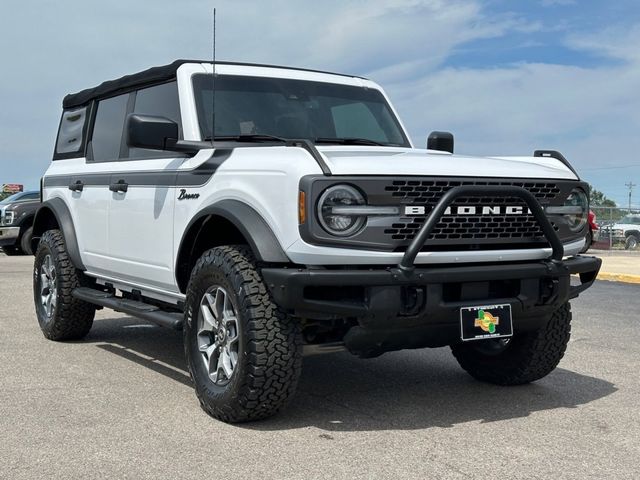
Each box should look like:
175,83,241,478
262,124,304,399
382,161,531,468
625,234,639,250
184,245,302,423
33,230,95,341
451,303,571,385
20,226,34,255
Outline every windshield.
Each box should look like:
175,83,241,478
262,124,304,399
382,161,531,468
0,191,38,205
619,216,640,224
192,74,410,147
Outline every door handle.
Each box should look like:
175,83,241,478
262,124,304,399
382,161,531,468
109,179,128,193
68,180,84,192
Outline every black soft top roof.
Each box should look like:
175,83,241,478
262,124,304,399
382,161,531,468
63,59,365,109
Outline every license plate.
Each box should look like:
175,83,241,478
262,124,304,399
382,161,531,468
460,304,513,341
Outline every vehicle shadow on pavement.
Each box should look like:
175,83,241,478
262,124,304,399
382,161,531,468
85,316,617,432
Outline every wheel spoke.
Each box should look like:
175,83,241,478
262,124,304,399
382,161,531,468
227,320,239,345
45,256,54,279
214,288,226,324
50,289,57,309
200,303,217,331
40,273,49,292
220,347,234,378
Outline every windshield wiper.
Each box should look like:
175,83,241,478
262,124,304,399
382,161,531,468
206,134,289,143
314,137,386,146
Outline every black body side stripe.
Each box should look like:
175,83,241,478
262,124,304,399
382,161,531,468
42,149,233,189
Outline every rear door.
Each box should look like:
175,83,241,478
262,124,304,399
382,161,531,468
68,95,129,275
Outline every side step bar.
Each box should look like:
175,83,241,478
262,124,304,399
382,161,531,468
72,287,183,330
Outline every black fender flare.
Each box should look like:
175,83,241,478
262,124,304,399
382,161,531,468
176,200,289,285
31,198,85,269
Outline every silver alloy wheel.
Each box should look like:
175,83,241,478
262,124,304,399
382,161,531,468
197,286,240,386
40,254,57,318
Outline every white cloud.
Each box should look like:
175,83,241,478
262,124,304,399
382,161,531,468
0,0,638,204
566,24,640,62
379,24,640,204
540,0,576,6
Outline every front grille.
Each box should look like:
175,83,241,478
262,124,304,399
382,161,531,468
384,179,561,202
301,175,580,253
382,180,562,244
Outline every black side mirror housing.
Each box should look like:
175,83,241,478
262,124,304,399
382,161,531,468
126,113,179,151
427,131,454,153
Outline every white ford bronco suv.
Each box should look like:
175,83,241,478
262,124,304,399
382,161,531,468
32,60,601,422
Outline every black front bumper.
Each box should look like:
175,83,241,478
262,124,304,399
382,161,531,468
264,184,601,356
262,255,601,355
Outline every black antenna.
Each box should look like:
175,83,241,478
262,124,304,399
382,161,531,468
211,7,216,145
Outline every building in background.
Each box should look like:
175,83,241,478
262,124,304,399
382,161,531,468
1,184,24,201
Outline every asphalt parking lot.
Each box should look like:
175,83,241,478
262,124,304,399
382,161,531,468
1,254,639,479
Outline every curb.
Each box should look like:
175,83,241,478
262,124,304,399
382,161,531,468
597,272,640,284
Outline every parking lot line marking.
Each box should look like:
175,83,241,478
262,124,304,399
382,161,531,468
597,272,640,284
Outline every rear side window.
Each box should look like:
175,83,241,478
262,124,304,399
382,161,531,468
54,107,88,159
128,81,182,159
90,94,129,162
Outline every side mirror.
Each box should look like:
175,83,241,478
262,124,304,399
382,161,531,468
126,113,179,151
427,131,454,153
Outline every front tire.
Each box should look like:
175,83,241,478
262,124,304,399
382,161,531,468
184,245,302,423
33,230,95,340
451,303,571,385
625,234,639,250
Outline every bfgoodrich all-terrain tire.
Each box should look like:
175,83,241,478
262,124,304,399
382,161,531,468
33,230,95,341
184,245,302,423
451,303,572,385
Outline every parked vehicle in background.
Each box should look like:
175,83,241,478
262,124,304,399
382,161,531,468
606,214,640,250
0,191,41,255
580,210,598,253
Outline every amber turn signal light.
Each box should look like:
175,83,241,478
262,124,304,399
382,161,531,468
298,191,306,224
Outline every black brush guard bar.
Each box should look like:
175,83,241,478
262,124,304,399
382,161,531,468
398,185,565,272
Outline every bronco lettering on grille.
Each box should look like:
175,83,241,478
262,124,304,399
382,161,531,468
403,205,532,216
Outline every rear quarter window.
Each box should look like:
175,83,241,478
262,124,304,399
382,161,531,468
53,106,89,159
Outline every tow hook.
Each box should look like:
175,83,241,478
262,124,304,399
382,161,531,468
400,286,426,317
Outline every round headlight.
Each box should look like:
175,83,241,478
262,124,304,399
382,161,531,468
318,185,366,236
565,188,588,231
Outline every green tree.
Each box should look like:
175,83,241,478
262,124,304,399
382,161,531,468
588,185,623,222
588,186,616,207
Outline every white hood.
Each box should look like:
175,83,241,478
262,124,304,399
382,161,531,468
317,146,578,180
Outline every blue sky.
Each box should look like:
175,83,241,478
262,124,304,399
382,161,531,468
1,0,639,206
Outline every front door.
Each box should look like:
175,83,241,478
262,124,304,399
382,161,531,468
105,81,185,292
107,158,182,292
